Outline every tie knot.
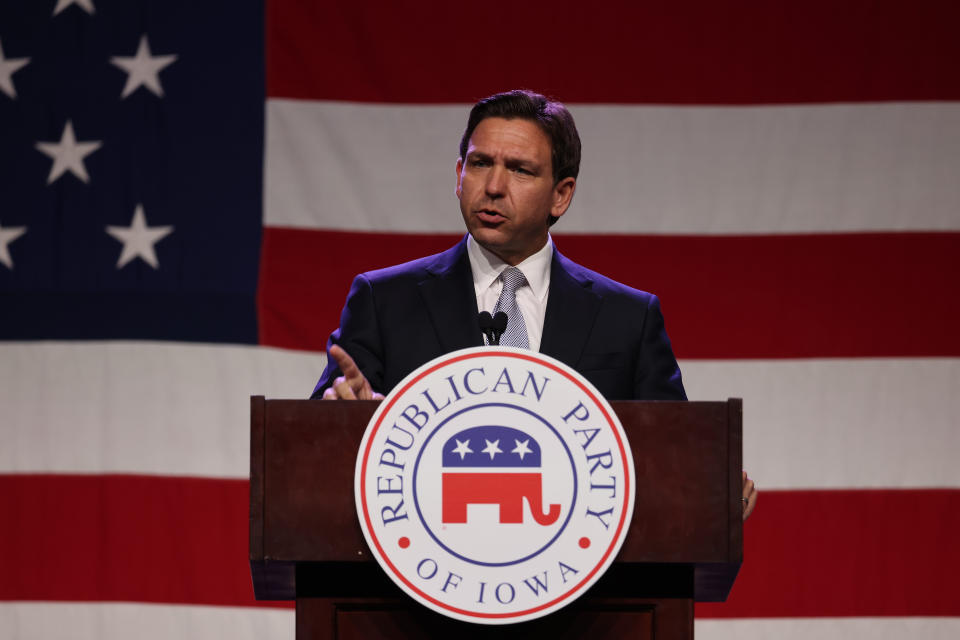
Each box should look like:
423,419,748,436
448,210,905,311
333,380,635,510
499,266,527,295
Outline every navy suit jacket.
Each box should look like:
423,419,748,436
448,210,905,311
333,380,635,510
311,237,686,401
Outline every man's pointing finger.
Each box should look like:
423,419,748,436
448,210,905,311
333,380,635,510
329,345,361,380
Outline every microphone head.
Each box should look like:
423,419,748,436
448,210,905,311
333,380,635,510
492,311,508,333
478,311,492,331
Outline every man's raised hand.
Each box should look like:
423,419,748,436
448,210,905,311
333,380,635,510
321,345,385,400
742,471,758,521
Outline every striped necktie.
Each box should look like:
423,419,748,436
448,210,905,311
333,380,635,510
493,266,530,348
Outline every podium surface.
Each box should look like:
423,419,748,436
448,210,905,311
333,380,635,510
250,398,742,638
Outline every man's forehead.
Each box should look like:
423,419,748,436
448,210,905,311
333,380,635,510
466,117,552,160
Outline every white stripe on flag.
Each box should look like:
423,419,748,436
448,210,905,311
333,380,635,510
3,342,958,488
0,341,321,477
681,357,960,489
3,606,959,640
695,617,960,639
265,100,960,234
0,602,292,640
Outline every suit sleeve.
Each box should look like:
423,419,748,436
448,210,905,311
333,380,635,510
309,274,386,398
633,294,687,400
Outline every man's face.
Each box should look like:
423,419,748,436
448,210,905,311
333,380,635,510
456,117,575,265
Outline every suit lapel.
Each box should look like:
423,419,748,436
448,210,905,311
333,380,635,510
540,250,601,368
418,237,484,352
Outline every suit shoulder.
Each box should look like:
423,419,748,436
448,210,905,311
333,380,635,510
358,241,465,287
361,254,435,284
558,254,658,305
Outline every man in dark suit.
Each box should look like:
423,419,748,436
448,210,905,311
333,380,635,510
310,236,685,402
311,89,684,403
311,89,756,519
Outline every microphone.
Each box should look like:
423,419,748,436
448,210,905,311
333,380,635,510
477,311,494,345
491,311,508,346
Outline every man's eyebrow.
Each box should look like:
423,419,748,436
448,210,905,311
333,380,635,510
505,156,537,168
465,149,543,174
467,150,493,161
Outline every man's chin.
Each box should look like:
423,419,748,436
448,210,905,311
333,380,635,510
470,230,527,265
469,228,507,251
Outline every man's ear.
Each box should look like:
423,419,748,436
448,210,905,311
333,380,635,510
455,157,464,198
550,177,577,219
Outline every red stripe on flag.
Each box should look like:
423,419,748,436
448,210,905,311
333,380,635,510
2,475,957,616
256,229,960,359
0,474,288,609
257,230,463,352
697,489,960,618
266,1,960,103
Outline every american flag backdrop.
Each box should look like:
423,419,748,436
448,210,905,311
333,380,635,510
1,0,959,637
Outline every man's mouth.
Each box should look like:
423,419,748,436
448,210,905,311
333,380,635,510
476,209,506,224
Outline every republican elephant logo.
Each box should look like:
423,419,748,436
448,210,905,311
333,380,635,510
441,425,561,526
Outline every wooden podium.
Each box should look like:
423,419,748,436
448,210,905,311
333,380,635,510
250,397,742,639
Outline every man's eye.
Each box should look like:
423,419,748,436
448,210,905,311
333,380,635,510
514,167,532,175
470,159,488,167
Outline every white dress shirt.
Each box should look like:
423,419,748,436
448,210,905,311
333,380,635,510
466,234,553,352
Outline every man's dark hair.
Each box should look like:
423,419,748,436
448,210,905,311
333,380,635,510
459,91,581,226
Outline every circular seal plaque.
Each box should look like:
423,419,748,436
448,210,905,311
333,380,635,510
355,347,636,624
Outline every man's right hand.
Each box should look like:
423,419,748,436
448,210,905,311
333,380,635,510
321,345,384,400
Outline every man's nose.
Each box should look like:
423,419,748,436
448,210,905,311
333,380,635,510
484,166,506,197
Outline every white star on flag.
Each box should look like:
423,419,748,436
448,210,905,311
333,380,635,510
34,120,102,185
481,439,502,460
106,204,174,269
0,39,30,100
451,439,473,460
511,439,533,460
0,222,27,270
110,35,178,99
52,0,95,16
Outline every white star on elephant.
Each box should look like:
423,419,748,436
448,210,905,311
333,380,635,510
481,439,502,460
451,439,473,460
511,438,533,460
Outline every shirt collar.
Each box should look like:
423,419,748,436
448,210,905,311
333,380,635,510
466,233,553,303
